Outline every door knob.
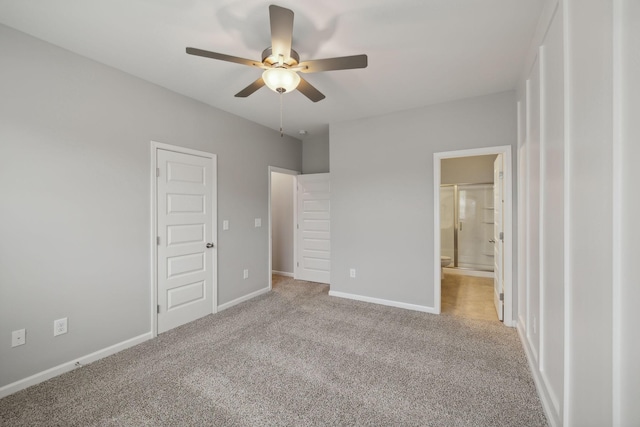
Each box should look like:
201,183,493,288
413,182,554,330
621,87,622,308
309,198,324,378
206,243,214,248
489,239,496,243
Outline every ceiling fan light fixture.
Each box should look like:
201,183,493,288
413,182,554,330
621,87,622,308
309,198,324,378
262,67,300,94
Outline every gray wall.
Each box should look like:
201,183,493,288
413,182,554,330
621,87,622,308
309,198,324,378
330,91,516,308
302,133,330,174
271,172,295,274
441,155,497,184
0,24,301,389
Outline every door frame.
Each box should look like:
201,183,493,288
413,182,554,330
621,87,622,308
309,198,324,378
433,145,514,326
267,166,299,290
150,141,218,337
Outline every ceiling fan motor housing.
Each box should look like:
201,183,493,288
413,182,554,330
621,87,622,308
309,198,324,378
261,47,300,67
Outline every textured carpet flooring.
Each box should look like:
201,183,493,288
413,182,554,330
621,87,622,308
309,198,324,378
0,276,548,426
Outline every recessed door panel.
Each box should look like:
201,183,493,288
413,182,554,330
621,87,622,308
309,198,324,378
167,252,205,278
303,199,329,212
167,281,205,310
303,257,330,271
303,238,330,252
167,224,205,246
167,194,204,214
167,162,205,184
302,219,330,232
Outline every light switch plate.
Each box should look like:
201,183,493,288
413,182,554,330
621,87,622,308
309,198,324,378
254,218,261,227
11,329,26,347
223,220,229,230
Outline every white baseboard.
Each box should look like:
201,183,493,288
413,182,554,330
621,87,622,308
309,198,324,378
328,290,438,314
517,321,560,427
217,287,270,312
272,270,294,277
0,331,153,399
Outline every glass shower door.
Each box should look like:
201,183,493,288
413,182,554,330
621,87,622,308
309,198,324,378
457,184,494,271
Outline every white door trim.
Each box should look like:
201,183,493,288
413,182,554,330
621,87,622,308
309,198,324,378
433,145,514,326
150,141,218,337
268,166,299,291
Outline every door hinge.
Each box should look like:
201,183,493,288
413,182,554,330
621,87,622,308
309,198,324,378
297,224,299,229
499,293,504,302
297,262,299,267
157,236,160,245
499,231,504,241
157,304,160,314
156,168,160,177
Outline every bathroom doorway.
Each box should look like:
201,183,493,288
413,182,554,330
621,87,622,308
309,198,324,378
433,146,513,326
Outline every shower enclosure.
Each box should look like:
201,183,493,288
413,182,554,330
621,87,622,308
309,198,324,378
440,183,494,272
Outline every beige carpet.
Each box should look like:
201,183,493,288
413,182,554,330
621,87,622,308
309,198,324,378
0,275,548,426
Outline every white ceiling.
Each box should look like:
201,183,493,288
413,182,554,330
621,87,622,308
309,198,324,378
0,0,544,139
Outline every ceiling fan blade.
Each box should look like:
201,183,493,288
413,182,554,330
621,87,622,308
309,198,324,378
297,77,325,102
186,47,263,68
269,5,294,60
235,77,266,98
299,54,368,73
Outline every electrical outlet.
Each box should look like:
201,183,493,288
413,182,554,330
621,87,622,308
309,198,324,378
54,317,68,336
11,329,26,347
223,220,229,231
243,269,249,279
350,268,356,278
254,218,261,227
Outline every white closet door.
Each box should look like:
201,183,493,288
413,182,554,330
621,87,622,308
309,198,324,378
157,148,215,333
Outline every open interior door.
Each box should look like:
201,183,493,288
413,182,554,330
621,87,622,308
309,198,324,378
295,173,330,284
493,154,505,321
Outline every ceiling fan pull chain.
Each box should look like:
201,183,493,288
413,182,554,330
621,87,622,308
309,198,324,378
280,92,284,137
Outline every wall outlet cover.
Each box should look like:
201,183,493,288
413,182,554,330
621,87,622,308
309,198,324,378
54,317,68,336
222,220,229,230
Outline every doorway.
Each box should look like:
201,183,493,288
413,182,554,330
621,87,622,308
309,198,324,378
433,146,513,326
268,169,331,289
268,167,299,290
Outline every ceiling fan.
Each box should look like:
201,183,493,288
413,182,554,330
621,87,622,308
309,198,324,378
186,4,368,102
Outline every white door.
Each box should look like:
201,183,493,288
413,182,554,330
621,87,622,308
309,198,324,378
157,148,215,333
295,173,330,284
493,154,504,321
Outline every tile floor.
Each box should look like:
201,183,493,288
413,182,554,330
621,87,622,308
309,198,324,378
441,272,499,322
